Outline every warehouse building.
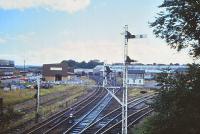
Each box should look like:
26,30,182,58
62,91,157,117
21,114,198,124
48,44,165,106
43,63,73,81
0,59,15,77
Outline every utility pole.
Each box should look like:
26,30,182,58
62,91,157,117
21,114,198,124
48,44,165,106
24,60,25,73
103,63,105,88
35,76,40,123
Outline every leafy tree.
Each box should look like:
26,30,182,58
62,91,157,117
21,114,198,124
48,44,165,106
60,59,103,69
149,64,200,134
61,60,78,68
150,0,200,58
87,60,103,68
137,1,200,134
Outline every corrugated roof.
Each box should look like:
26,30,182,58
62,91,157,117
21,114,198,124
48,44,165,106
128,70,145,74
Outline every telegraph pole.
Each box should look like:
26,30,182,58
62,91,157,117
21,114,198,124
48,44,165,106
103,62,105,88
24,60,26,73
35,76,40,123
36,76,40,113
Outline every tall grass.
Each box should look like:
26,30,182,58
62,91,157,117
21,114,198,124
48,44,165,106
0,85,86,106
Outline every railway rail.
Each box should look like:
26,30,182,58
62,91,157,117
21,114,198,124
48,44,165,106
78,94,155,134
63,89,120,134
101,106,152,134
25,79,156,134
25,87,106,134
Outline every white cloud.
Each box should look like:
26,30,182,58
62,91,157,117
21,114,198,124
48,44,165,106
0,37,194,65
23,40,123,65
0,37,6,44
128,39,193,64
14,39,193,65
0,0,91,13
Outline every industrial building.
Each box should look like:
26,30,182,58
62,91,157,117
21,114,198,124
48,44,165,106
74,68,93,76
92,64,188,86
0,59,15,77
111,64,188,80
43,63,73,81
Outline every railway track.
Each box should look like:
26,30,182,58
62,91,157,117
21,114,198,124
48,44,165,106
79,94,155,134
25,87,106,134
25,76,156,134
63,89,120,134
101,106,152,134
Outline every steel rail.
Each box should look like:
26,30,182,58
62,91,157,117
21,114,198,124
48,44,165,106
79,94,155,134
43,88,106,134
101,106,151,134
63,89,120,134
26,87,102,134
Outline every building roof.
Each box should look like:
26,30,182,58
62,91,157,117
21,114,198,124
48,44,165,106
93,65,104,72
0,59,14,67
174,68,188,73
128,70,145,74
74,68,93,73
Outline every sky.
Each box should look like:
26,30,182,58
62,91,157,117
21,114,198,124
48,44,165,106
0,0,195,65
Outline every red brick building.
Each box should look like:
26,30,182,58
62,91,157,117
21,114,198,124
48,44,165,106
43,63,73,81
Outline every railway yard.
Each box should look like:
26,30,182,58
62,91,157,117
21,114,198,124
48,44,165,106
0,0,198,133
0,75,157,134
23,83,156,134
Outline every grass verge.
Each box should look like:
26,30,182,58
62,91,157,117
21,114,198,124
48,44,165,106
0,85,85,106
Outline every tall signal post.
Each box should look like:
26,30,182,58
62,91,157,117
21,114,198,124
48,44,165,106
103,25,146,134
122,25,128,134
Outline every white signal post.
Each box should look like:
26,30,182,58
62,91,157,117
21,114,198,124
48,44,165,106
103,25,146,134
122,25,128,134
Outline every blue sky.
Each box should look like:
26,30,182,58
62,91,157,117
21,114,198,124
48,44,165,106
0,0,194,65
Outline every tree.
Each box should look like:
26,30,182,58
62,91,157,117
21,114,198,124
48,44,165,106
87,60,103,68
60,60,103,69
61,60,78,68
134,1,200,134
150,64,200,134
150,0,200,58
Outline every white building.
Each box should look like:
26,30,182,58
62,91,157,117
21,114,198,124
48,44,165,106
127,70,145,86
